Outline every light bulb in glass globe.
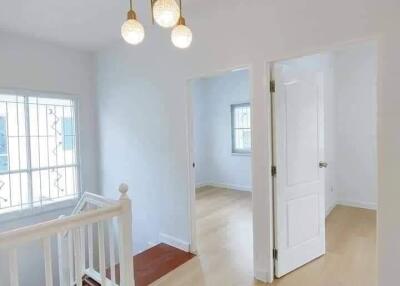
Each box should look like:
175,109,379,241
121,10,145,45
171,18,192,49
152,0,180,28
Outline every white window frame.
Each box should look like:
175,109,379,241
231,103,252,155
0,89,82,222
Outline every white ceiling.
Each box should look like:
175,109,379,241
0,0,203,51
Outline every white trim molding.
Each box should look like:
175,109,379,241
326,203,337,217
254,269,273,283
337,200,377,210
196,182,252,192
326,200,377,218
159,233,190,252
147,241,158,248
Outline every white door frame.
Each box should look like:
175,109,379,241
185,63,275,283
268,37,379,279
185,64,253,254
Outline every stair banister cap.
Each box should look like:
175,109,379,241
119,183,129,199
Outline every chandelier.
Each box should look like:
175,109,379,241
121,0,193,49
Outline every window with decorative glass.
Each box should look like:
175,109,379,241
0,93,80,215
231,103,251,154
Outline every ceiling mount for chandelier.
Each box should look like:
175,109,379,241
121,0,192,49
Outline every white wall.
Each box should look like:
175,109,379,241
96,0,400,283
332,43,378,210
96,50,166,252
322,55,337,216
0,31,97,286
192,69,252,191
191,78,209,185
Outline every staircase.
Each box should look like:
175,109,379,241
0,184,135,286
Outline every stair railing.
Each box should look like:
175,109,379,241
0,184,134,286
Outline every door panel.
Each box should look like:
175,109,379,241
287,194,320,247
272,55,326,278
286,81,320,186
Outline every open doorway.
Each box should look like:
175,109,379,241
271,41,378,283
187,67,254,283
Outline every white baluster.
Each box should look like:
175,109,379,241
73,229,83,286
57,230,69,286
108,219,116,283
117,183,135,286
43,237,53,286
80,226,86,271
88,223,94,269
9,248,19,286
98,221,107,285
67,232,74,285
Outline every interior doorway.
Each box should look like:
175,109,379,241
187,67,255,283
270,41,378,283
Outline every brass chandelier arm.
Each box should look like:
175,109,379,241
127,0,136,20
178,0,186,23
150,0,155,24
178,0,185,24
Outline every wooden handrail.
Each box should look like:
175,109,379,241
0,203,123,248
72,192,119,214
2,183,134,286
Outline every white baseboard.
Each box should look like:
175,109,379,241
254,269,273,283
196,182,252,192
147,241,158,248
326,203,337,217
195,182,210,189
337,200,377,210
159,233,190,252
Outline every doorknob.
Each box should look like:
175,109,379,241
319,161,328,168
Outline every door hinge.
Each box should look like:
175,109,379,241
270,80,276,93
271,166,277,177
273,248,278,260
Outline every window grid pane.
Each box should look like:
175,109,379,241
231,104,251,153
0,94,79,214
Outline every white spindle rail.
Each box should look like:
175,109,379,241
9,248,18,286
0,184,135,286
43,237,54,286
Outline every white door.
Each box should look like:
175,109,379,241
272,56,326,278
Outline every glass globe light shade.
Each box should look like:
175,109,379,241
153,0,180,28
121,18,145,45
171,23,192,49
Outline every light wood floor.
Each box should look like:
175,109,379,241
152,186,377,286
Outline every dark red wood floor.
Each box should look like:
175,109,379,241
83,243,195,286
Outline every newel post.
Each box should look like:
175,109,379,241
117,183,135,286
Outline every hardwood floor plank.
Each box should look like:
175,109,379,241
151,187,377,285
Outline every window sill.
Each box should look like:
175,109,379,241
0,197,79,224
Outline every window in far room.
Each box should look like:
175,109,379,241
231,103,251,154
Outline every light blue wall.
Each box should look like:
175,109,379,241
192,69,252,191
